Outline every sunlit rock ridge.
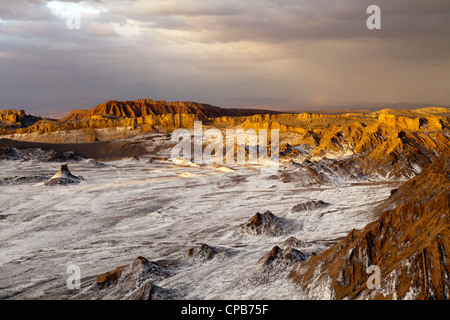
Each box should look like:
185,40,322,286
1,100,449,181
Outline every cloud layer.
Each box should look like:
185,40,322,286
1,0,449,116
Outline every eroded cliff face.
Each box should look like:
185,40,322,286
290,152,450,300
0,98,279,140
300,121,449,179
60,99,279,122
1,105,449,180
0,113,200,141
0,110,41,129
214,110,448,180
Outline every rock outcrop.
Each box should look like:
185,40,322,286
240,211,286,237
282,236,310,249
291,152,450,300
0,109,41,129
243,237,313,285
260,246,309,273
94,256,172,300
291,200,329,213
44,165,84,186
185,243,231,262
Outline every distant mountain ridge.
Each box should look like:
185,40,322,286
60,99,281,122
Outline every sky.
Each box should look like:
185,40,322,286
0,0,449,117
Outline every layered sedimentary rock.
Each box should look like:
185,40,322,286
64,99,279,121
0,143,82,162
0,109,41,129
290,152,450,300
2,113,199,136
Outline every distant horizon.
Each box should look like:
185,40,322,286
4,98,448,120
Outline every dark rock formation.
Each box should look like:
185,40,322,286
0,143,83,162
390,188,398,197
291,200,329,213
240,211,286,237
95,256,172,300
0,145,18,160
0,109,41,129
260,246,309,273
282,236,309,249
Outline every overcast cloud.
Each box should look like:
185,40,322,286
0,0,449,117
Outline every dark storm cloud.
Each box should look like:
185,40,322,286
0,0,449,116
115,0,450,42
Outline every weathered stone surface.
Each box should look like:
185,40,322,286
291,152,450,300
